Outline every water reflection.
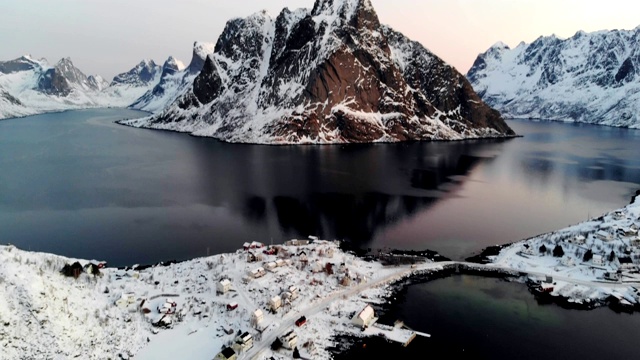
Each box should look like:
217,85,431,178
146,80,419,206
1,111,639,265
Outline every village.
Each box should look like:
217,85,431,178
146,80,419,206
2,198,640,359
0,236,439,360
490,198,640,308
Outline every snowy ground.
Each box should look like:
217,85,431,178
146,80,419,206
488,196,640,306
0,240,443,360
3,198,640,359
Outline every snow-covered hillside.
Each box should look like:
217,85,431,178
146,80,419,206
0,41,214,120
490,194,640,306
0,56,156,119
468,27,640,128
0,239,443,359
130,42,214,113
122,0,514,144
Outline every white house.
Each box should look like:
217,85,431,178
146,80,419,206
217,279,231,294
596,231,612,242
285,239,310,246
288,286,299,300
280,330,298,350
310,260,323,273
351,305,377,329
250,267,266,279
251,309,264,327
574,235,586,245
234,332,253,352
269,295,282,312
592,254,605,266
275,259,285,268
618,257,637,271
265,262,277,272
115,293,136,308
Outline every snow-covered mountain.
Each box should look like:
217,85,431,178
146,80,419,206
123,0,514,144
130,42,214,113
468,27,640,128
0,56,159,119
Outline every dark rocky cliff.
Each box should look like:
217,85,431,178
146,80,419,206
126,0,514,144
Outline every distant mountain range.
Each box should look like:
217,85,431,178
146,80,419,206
468,26,640,128
0,41,214,120
2,0,515,144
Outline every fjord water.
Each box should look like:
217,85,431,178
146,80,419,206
336,276,640,360
1,109,639,266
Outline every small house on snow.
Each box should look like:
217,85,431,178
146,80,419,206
269,295,282,312
352,305,377,329
592,254,605,266
280,330,298,350
251,309,264,326
217,279,231,294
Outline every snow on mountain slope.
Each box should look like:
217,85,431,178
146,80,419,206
130,42,214,113
468,26,640,128
123,0,514,144
0,56,160,119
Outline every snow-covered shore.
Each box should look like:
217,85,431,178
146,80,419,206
3,194,640,359
486,193,640,309
0,240,447,359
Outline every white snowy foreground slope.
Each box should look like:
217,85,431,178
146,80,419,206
468,27,640,128
0,240,443,359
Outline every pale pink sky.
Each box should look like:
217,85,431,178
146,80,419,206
1,0,639,80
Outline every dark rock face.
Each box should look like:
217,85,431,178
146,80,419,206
37,58,92,96
0,56,39,74
468,27,640,128
136,0,514,144
130,42,214,113
1,89,23,106
111,60,160,86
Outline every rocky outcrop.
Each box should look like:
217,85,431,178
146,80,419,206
124,0,514,144
468,27,640,128
129,42,214,113
111,60,161,86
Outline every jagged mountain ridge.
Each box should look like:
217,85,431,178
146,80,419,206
129,42,214,113
123,0,514,144
467,26,640,128
0,41,212,120
0,55,154,119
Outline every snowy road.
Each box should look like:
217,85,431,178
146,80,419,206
241,265,416,359
241,260,640,359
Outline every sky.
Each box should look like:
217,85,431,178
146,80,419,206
1,0,639,80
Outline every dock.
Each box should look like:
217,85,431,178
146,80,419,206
363,320,430,347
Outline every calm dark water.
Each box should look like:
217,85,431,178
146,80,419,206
334,276,640,360
1,109,639,266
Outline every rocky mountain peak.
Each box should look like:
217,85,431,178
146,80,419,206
186,42,215,74
111,60,160,86
0,56,41,74
126,0,513,144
